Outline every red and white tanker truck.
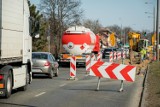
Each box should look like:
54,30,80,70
59,26,100,66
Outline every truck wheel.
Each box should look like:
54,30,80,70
5,71,12,98
49,69,54,79
54,68,59,77
27,61,32,84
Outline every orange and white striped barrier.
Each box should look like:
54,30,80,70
69,56,76,79
86,55,91,72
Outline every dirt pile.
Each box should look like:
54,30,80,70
117,53,151,75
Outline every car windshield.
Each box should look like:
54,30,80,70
32,53,48,59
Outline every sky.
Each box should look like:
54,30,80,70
30,0,156,32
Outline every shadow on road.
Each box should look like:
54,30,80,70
32,74,57,79
67,88,120,93
0,102,36,107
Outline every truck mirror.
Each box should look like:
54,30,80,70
34,20,40,34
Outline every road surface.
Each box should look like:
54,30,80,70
0,67,144,107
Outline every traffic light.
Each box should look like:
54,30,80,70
144,32,146,36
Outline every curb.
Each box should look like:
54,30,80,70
138,65,149,107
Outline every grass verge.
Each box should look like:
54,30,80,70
146,61,160,107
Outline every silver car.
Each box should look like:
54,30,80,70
32,52,59,79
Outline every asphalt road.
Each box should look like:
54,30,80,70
0,67,144,107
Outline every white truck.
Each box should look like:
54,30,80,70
0,0,39,98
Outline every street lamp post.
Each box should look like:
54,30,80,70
156,0,159,61
145,1,159,61
145,2,156,32
121,24,123,46
119,18,123,47
153,6,156,32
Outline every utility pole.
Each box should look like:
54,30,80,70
153,6,156,32
156,0,159,61
48,25,51,53
121,24,123,46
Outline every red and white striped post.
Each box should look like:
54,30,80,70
122,51,126,59
109,52,113,62
86,55,91,72
117,51,121,60
153,52,156,61
97,52,102,61
113,51,117,61
69,56,76,80
91,53,96,61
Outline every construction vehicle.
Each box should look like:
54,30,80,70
61,26,100,66
128,32,151,52
0,0,39,98
152,33,156,46
138,39,150,51
128,32,141,51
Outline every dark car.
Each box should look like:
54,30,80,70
32,52,59,79
102,48,117,59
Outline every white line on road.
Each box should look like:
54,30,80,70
59,83,66,87
85,74,89,77
35,92,46,97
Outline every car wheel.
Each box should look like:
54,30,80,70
54,68,59,77
49,69,54,79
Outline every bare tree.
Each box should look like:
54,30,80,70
40,0,83,57
107,25,121,36
83,19,102,34
123,27,133,44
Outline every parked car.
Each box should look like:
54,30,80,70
32,52,59,79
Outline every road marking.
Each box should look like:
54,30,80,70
59,83,66,87
35,92,46,97
85,74,89,77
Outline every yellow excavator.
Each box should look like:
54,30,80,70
128,32,141,51
128,32,151,52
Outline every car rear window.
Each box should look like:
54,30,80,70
104,49,112,52
32,53,48,59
